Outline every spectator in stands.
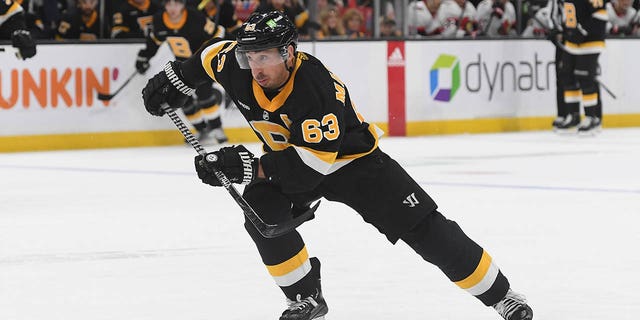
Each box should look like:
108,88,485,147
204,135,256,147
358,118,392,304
197,0,243,38
315,5,346,38
476,0,517,36
521,2,551,37
17,0,66,39
342,7,367,37
255,0,312,36
606,0,638,36
437,0,478,38
111,0,159,38
406,0,443,36
56,0,107,40
379,16,402,37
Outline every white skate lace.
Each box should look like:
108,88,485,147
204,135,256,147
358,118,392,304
285,294,319,311
493,289,527,320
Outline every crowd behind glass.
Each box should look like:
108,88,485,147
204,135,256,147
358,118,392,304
16,0,640,41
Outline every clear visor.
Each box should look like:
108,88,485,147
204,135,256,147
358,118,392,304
235,48,287,69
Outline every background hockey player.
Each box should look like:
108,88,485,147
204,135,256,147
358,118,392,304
0,0,36,60
55,0,107,41
141,10,534,320
137,0,228,144
111,0,160,39
556,0,608,133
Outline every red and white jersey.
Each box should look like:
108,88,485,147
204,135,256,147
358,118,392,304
475,0,517,36
406,0,441,35
605,2,637,32
436,0,477,38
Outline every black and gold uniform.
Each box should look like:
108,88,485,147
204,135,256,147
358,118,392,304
197,0,243,39
138,2,228,143
56,3,106,40
0,0,26,37
111,0,160,38
1,0,36,59
557,0,608,132
172,11,518,314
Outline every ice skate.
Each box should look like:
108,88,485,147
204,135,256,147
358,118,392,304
577,116,602,136
279,290,328,320
551,116,564,129
554,113,580,133
493,289,533,320
211,127,229,144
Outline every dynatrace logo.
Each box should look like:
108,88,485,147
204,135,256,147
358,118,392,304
430,54,460,102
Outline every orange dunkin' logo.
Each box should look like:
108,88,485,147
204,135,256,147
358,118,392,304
0,67,112,110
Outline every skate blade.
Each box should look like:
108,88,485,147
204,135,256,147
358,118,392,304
553,128,578,135
578,127,602,137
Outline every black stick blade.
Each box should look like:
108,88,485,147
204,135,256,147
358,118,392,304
97,93,114,101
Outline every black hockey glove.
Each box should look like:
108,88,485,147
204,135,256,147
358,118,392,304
136,51,150,74
142,61,193,116
11,30,36,60
195,145,259,187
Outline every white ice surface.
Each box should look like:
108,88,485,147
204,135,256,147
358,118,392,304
1,129,639,320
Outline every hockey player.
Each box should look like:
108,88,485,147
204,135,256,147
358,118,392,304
437,0,479,38
137,0,228,144
55,0,107,40
111,0,160,39
197,0,243,39
605,0,638,36
475,0,517,36
556,0,608,133
141,11,534,320
521,0,570,132
0,0,36,60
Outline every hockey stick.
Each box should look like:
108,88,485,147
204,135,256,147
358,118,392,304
97,70,138,101
160,104,319,238
530,14,617,99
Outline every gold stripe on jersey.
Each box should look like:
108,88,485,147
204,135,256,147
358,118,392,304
292,146,338,175
293,124,383,175
84,10,98,28
294,10,309,28
266,246,312,287
163,10,188,30
592,9,608,21
564,40,605,55
564,89,582,103
200,40,236,82
455,250,500,296
583,92,598,107
253,57,303,112
0,1,23,25
129,0,151,11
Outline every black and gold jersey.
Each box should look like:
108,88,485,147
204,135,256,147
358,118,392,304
0,0,26,38
182,39,383,193
139,7,218,61
111,0,159,39
200,0,242,39
56,9,105,40
562,0,608,54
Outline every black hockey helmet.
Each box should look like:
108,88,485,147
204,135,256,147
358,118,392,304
235,11,298,69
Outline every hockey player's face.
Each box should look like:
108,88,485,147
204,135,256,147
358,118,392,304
246,48,290,89
165,1,185,20
78,0,97,15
